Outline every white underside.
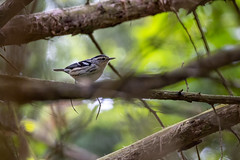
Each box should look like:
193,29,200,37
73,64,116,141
72,67,105,85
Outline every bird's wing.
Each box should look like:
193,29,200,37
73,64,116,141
69,64,98,76
65,60,91,69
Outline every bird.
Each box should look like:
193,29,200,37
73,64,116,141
53,54,115,84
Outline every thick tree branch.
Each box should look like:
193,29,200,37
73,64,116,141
0,0,34,28
100,47,240,95
0,47,239,102
97,104,240,160
0,0,212,46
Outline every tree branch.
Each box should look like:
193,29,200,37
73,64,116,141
0,47,239,103
145,90,240,104
98,47,240,95
31,125,98,160
0,0,34,28
2,74,240,104
0,0,212,46
97,104,240,160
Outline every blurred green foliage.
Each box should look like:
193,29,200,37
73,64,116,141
1,0,240,159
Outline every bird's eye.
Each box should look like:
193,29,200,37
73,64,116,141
101,58,106,60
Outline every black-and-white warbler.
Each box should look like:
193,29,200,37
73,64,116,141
53,55,115,84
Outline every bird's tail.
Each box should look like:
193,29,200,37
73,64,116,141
53,69,65,72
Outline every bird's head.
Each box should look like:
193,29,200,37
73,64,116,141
91,55,115,66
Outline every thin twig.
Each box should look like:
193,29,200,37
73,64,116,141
195,145,201,160
7,103,23,160
215,70,234,96
192,11,210,55
173,9,200,57
184,79,189,92
181,62,189,92
179,151,187,160
174,9,197,94
88,33,165,128
88,33,122,78
231,0,240,19
210,104,223,160
0,53,19,73
96,98,102,120
193,10,233,96
140,99,165,128
175,7,233,96
70,99,79,114
70,81,79,114
50,105,65,159
229,127,240,144
3,136,19,160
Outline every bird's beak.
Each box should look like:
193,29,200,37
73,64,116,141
108,57,115,60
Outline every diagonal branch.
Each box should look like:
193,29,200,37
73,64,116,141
193,10,233,96
88,33,122,78
0,53,19,72
0,0,34,28
0,47,239,102
101,47,240,95
97,104,240,160
0,0,213,46
88,33,165,128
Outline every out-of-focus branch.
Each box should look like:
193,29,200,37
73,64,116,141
101,47,240,95
2,74,240,104
38,135,98,160
193,10,233,96
0,0,213,46
0,47,239,102
88,33,165,128
0,0,34,73
25,120,98,160
0,0,34,28
97,104,240,160
88,33,122,78
0,53,19,72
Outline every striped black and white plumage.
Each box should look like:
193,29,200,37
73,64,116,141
53,55,115,84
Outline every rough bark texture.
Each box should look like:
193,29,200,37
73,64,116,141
147,90,240,104
98,104,240,160
0,47,239,103
0,0,212,46
0,0,34,28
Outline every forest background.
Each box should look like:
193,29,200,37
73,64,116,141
1,0,240,160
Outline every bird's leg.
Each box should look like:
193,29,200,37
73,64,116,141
70,80,79,114
96,98,102,120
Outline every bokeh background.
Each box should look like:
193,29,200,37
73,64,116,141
1,0,240,159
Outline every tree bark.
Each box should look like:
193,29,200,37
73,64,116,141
146,90,240,104
98,104,240,160
0,47,239,103
0,0,34,28
0,0,212,46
